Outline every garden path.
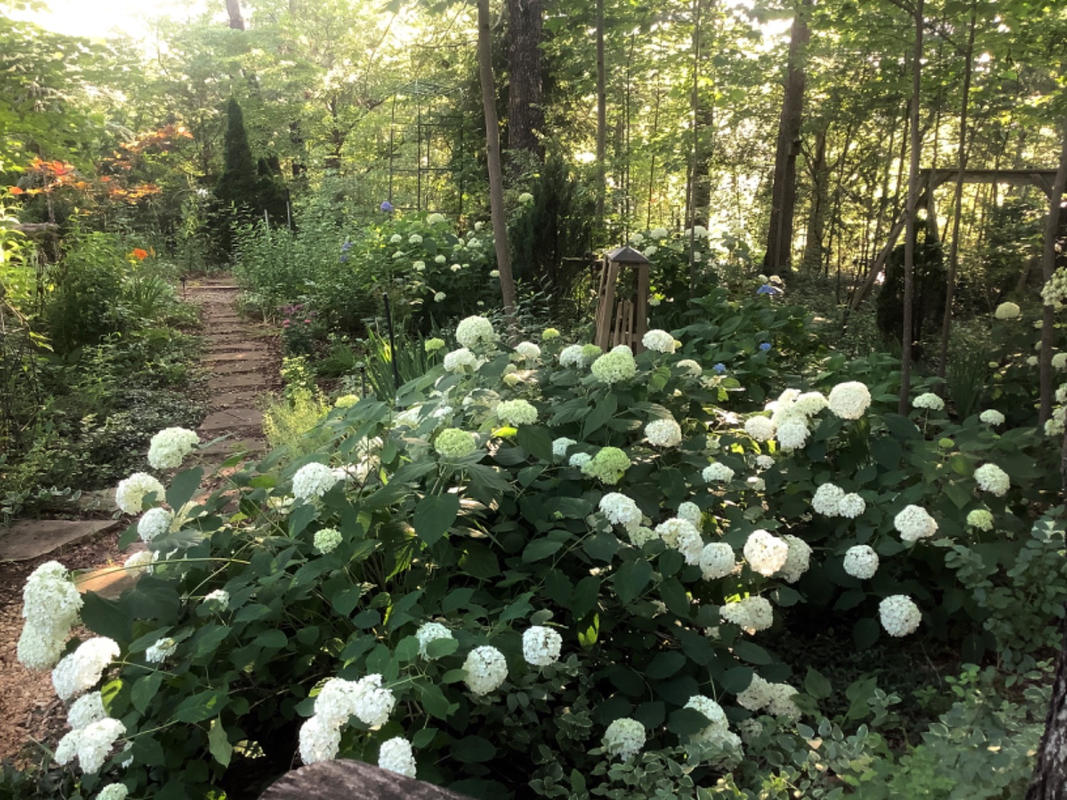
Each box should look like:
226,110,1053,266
0,274,281,764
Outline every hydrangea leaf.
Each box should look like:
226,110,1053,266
523,538,564,562
166,467,203,511
413,493,460,546
208,717,232,767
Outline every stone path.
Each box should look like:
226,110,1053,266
0,274,280,764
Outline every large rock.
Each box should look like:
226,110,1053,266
0,519,120,561
258,759,472,800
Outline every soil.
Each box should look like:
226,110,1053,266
0,276,280,766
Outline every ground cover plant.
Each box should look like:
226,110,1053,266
14,304,1067,799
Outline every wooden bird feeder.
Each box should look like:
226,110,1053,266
594,245,651,353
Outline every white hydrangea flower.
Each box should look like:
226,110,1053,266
979,409,1005,425
677,501,701,527
552,437,577,457
496,399,538,426
514,341,541,361
390,233,403,244
743,530,788,576
778,535,812,583
602,718,645,761
973,463,1010,497
416,622,454,657
292,462,339,500
747,476,766,492
744,416,776,441
298,714,341,764
559,344,584,368
75,717,126,773
443,347,481,372
642,329,677,353
203,589,229,609
16,625,66,671
736,673,771,710
1054,353,1067,370
966,508,994,531
645,417,683,447
115,472,165,515
137,507,173,543
314,528,342,554
684,695,732,747
756,455,775,470
677,359,702,377
568,452,592,469
599,493,642,529
522,626,563,667
455,315,497,349
145,637,177,664
794,391,828,416
96,784,129,800
776,418,810,450
463,646,508,695
994,301,1021,320
699,542,736,580
147,427,199,470
913,392,945,411
52,637,121,701
843,545,879,579
766,683,802,721
591,348,637,384
703,462,735,483
827,381,872,420
655,518,703,565
837,493,866,519
21,560,81,641
720,596,773,632
879,595,922,637
54,730,79,765
894,504,938,543
378,736,416,778
123,549,156,576
68,691,106,730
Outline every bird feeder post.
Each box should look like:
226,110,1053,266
594,245,652,353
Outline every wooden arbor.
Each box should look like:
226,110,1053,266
594,245,651,353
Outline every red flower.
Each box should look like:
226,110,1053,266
129,248,149,261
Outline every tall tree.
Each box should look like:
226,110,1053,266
477,0,517,317
1038,118,1067,425
762,0,811,276
225,0,245,31
595,0,606,222
506,0,544,158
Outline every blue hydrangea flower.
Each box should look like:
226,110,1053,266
713,363,726,373
757,284,782,296
759,342,772,352
380,200,394,212
341,239,353,252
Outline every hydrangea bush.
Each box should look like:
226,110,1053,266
17,313,1063,799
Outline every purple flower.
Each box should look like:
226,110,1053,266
341,239,353,252
757,284,782,296
713,363,726,374
380,201,394,212
759,342,771,352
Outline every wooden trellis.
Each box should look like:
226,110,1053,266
594,245,651,353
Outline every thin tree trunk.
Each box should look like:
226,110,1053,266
762,0,810,276
477,0,517,317
801,125,829,272
595,0,607,223
1027,604,1067,799
899,0,924,415
686,0,703,280
1038,117,1067,424
505,0,544,158
937,3,977,379
226,0,245,30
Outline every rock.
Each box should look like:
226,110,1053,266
258,759,473,800
0,519,120,562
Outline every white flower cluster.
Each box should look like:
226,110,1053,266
55,716,126,774
17,561,82,670
736,674,801,720
203,589,229,609
378,736,416,778
68,691,106,729
973,463,1010,496
145,637,177,663
743,530,788,576
811,483,865,519
744,414,776,442
645,417,682,447
513,341,541,362
755,455,774,470
522,625,562,666
455,315,497,349
685,695,741,753
298,715,341,764
757,388,825,451
137,506,173,543
642,329,677,354
415,622,454,657
115,472,165,515
52,637,121,701
994,301,1021,320
699,543,736,580
496,399,538,426
443,347,482,373
463,645,508,695
655,518,703,564
123,549,156,576
842,545,879,579
96,783,129,800
703,462,735,483
559,344,584,368
677,501,701,527
779,535,812,583
147,427,200,470
552,437,576,457
314,527,343,553
894,504,938,543
720,596,773,632
879,595,922,637
292,462,339,500
912,392,944,411
966,508,994,531
591,346,637,384
1042,268,1067,310
677,359,702,377
602,717,645,761
979,409,1005,425
827,381,872,420
599,493,642,531
300,673,399,763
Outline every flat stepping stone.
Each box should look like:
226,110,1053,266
259,759,473,800
209,372,266,390
0,519,121,562
200,438,265,457
199,407,264,433
202,351,273,364
75,543,148,599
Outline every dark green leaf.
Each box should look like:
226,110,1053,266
583,532,619,562
414,494,460,547
166,467,203,511
453,735,497,763
131,672,163,713
803,667,832,700
646,651,686,679
516,426,554,461
253,629,287,649
523,538,564,562
174,689,228,723
668,707,709,736
208,718,233,767
582,394,617,438
732,640,772,665
853,617,881,650
613,559,652,604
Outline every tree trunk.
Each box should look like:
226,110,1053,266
762,0,810,276
505,0,544,158
688,0,716,230
801,125,829,272
477,0,517,318
1027,606,1067,800
898,0,924,415
1038,116,1067,425
225,0,245,30
936,3,976,380
595,0,607,223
